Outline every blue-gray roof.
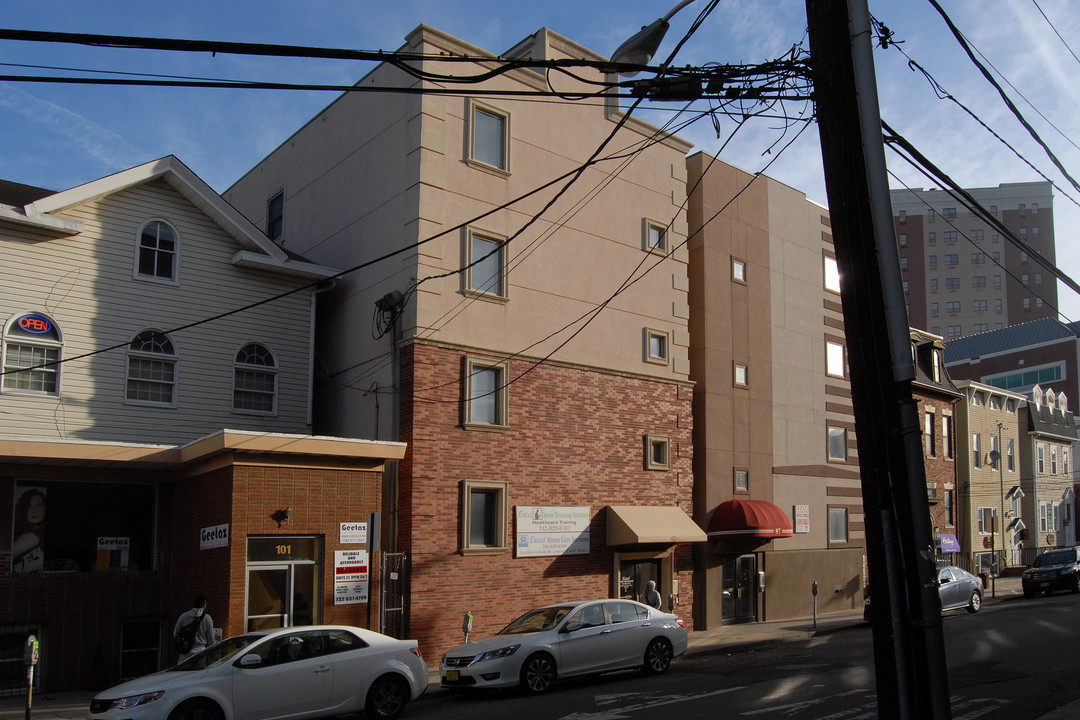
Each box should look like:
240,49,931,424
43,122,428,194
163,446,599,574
944,318,1080,364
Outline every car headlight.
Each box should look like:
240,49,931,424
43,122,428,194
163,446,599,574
476,644,520,663
1061,567,1076,576
113,691,165,709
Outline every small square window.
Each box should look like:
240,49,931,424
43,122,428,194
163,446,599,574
645,435,671,470
828,426,848,461
464,357,508,429
461,480,508,553
468,101,509,173
734,469,749,492
733,363,748,387
644,328,669,365
643,220,667,254
732,258,746,283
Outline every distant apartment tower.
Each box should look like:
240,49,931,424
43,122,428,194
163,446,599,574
891,182,1056,338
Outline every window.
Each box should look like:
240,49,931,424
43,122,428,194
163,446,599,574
973,433,982,468
990,205,997,216
734,468,749,492
136,220,178,281
945,277,960,290
828,507,848,543
992,252,1000,262
1051,447,1058,474
947,325,962,338
645,435,671,470
1035,273,1043,284
990,435,999,470
945,490,954,525
1031,203,1038,214
461,480,507,552
828,426,848,461
970,252,985,264
974,323,988,333
733,363,748,387
930,279,938,292
1007,438,1015,471
971,229,983,242
1018,203,1026,217
928,232,936,244
972,276,986,288
928,209,936,222
824,256,841,293
924,412,936,456
993,275,1002,288
946,302,960,314
943,207,956,219
945,254,958,266
1040,503,1054,533
267,192,284,242
825,340,845,378
978,507,997,534
1022,274,1029,285
1038,445,1045,473
466,230,506,298
2,313,62,395
1036,298,1043,308
943,416,952,458
1021,251,1029,263
899,233,907,246
898,210,906,223
943,231,957,243
931,302,939,316
468,101,508,172
1023,298,1031,309
932,350,942,382
1064,449,1070,476
641,220,668,254
929,256,938,269
973,300,987,312
732,258,746,282
464,357,508,428
900,257,908,270
644,328,669,365
234,343,277,414
126,330,177,405
1033,226,1040,236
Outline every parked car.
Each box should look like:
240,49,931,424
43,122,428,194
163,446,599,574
863,564,983,620
1022,547,1080,597
87,625,427,720
440,599,687,694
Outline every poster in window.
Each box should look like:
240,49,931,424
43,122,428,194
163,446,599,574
12,486,46,573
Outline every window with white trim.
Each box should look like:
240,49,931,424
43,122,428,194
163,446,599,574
234,343,277,414
2,313,62,395
732,258,746,282
466,230,507,299
468,101,509,173
464,357,508,428
733,363,748,387
942,415,953,459
645,435,671,470
644,328,669,365
136,220,178,282
978,506,997,534
125,330,177,405
643,220,667,254
461,479,507,552
734,468,749,492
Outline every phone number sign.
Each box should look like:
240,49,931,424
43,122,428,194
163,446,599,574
333,550,369,605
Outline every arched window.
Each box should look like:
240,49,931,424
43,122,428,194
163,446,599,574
126,330,177,405
234,343,277,414
136,220,179,281
2,313,62,395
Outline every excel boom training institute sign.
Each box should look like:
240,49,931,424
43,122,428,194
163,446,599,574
515,506,591,557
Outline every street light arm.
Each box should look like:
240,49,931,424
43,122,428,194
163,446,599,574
609,0,698,75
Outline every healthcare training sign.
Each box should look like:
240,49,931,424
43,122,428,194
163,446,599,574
515,506,590,557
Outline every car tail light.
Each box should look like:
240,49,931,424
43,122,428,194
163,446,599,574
676,618,685,628
410,647,423,661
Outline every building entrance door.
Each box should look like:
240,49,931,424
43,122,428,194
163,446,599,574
619,559,662,604
245,536,320,631
721,554,757,624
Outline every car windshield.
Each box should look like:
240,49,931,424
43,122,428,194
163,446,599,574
174,634,262,671
497,605,574,635
1034,550,1076,567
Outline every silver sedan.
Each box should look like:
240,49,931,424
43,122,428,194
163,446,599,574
440,599,688,694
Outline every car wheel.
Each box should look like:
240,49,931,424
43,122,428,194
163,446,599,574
966,591,981,614
365,674,410,720
519,653,556,695
168,700,222,720
1073,576,1080,594
642,637,673,675
1023,587,1035,599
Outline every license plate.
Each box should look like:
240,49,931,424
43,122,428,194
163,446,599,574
1041,582,1050,587
446,670,460,681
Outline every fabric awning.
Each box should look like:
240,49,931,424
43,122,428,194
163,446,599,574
707,499,793,538
606,506,706,546
936,533,962,553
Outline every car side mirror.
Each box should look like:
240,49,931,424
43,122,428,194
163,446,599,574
561,621,583,634
939,578,948,585
239,654,263,667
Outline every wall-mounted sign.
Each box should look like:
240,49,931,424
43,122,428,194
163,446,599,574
200,523,230,550
18,315,52,334
515,506,590,557
96,536,130,571
340,522,367,545
334,549,369,604
794,505,810,534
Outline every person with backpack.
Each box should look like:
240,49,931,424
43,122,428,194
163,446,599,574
173,595,214,661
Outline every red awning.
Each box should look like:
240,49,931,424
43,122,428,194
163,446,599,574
708,499,793,538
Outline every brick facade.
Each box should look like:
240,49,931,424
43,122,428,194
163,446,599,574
398,341,696,658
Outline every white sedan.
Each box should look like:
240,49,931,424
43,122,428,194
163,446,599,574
87,625,427,720
440,599,687,694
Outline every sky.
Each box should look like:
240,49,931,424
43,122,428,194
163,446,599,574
2,0,1078,323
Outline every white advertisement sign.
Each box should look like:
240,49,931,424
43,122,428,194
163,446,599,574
200,523,230,550
96,536,129,571
515,506,591,557
334,549,369,604
340,522,368,545
794,505,810,534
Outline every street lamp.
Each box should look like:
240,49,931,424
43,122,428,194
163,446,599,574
609,0,696,75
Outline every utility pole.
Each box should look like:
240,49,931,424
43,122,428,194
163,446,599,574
805,1,952,718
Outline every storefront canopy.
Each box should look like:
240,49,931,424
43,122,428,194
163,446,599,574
936,533,962,553
606,505,707,546
707,499,793,538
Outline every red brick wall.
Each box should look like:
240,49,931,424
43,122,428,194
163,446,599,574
399,342,696,658
917,393,960,535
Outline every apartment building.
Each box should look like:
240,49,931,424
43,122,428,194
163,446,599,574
1018,385,1078,559
891,182,1056,338
686,152,863,628
0,157,404,692
226,26,702,658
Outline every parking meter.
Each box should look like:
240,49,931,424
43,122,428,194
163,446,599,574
462,611,473,642
24,635,38,666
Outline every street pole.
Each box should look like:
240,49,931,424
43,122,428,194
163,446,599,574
806,1,952,718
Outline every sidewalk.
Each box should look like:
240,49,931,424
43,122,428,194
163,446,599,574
5,575,1074,720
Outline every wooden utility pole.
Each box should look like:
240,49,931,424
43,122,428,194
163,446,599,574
805,1,952,717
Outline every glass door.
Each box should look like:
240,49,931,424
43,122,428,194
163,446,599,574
247,565,289,631
245,536,321,632
721,554,757,624
619,559,662,604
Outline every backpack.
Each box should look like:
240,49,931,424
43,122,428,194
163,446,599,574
174,611,204,654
